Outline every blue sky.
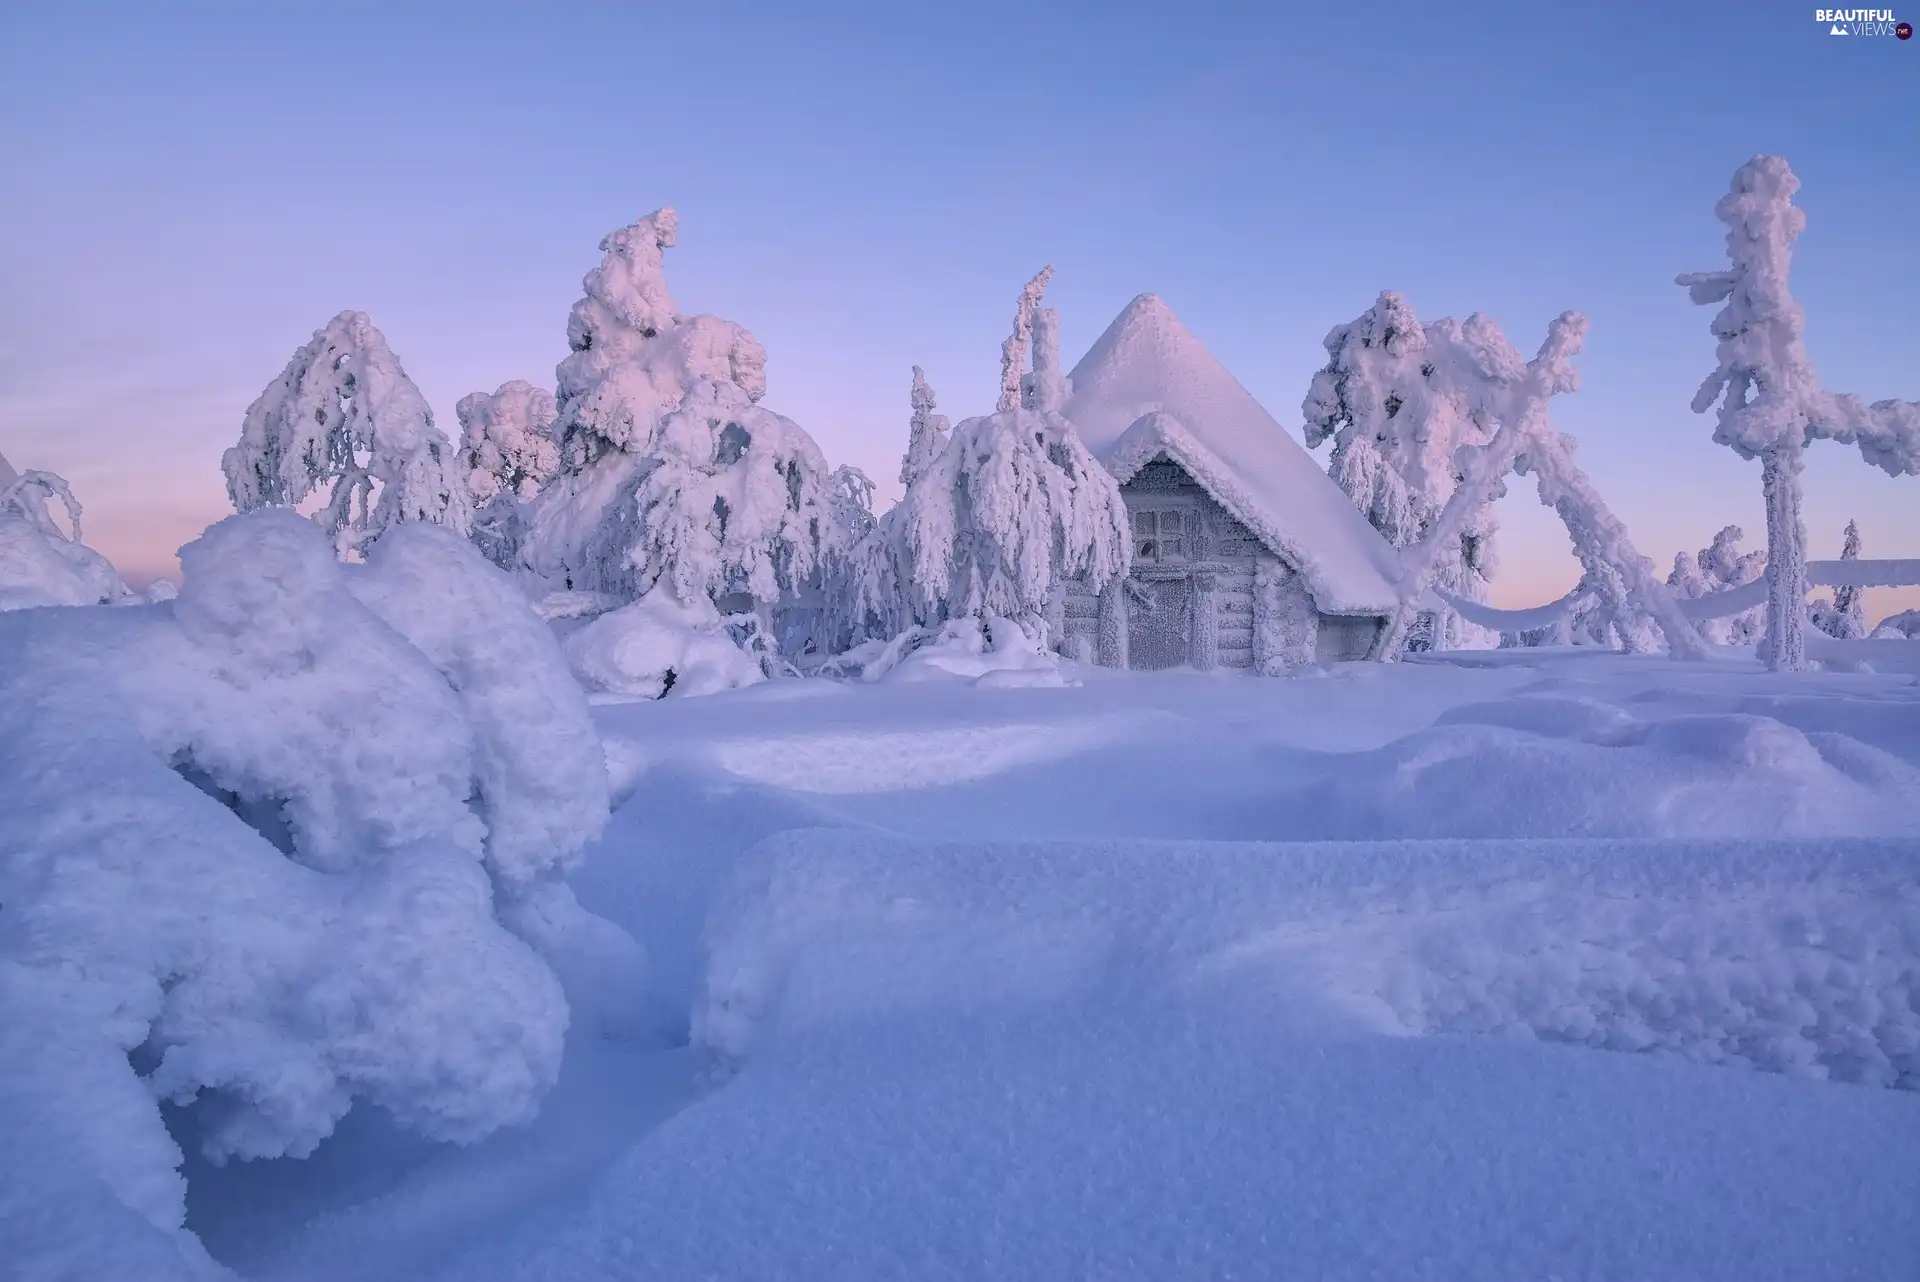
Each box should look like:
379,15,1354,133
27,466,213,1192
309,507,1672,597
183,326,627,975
2,0,1915,613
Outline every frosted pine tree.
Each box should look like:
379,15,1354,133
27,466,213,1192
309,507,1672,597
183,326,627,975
901,366,952,488
833,368,949,648
1304,292,1500,651
520,209,832,644
458,380,559,568
224,311,470,557
894,270,1129,640
1810,518,1867,639
1678,155,1920,671
998,267,1054,412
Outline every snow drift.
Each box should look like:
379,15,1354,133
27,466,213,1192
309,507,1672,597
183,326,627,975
698,830,1920,1088
0,512,622,1280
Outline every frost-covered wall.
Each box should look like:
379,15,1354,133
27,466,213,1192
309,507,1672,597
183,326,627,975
1065,456,1379,672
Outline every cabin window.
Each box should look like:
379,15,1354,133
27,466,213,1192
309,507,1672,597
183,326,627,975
1133,508,1187,562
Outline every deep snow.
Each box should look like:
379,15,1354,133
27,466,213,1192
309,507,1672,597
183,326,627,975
88,646,1917,1282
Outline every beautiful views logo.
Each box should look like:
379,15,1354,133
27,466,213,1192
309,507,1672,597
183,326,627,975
1815,7,1912,35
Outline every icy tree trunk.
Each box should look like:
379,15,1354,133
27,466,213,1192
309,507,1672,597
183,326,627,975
1760,443,1808,672
1189,573,1219,671
1097,579,1129,669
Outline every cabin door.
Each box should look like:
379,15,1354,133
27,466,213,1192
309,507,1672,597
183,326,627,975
1128,576,1192,670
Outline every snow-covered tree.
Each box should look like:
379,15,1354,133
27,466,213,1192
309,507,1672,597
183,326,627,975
460,380,559,503
827,465,877,548
1809,518,1867,639
1668,525,1766,645
1677,155,1920,671
520,209,831,646
998,266,1054,413
891,271,1129,639
832,370,948,649
224,311,470,558
626,381,831,618
0,468,130,609
1379,310,1706,660
901,366,951,488
1022,293,1070,414
458,380,559,569
1304,292,1500,651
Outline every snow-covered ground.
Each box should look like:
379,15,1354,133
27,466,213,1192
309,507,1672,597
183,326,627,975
124,647,1920,1281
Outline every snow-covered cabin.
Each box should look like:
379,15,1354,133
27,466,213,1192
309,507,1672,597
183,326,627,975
1057,295,1402,672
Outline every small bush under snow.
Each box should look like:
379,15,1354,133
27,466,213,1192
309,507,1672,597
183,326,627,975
824,615,1076,688
564,590,766,700
0,469,129,610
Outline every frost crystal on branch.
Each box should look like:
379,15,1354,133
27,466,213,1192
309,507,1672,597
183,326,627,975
224,311,471,557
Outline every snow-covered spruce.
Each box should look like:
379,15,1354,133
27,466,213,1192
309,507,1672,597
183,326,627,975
1667,525,1767,646
0,467,131,610
882,273,1130,645
998,266,1054,413
519,208,831,672
1678,155,1920,672
224,311,471,558
1809,519,1868,640
900,365,950,489
459,380,560,569
0,510,627,1278
801,464,881,658
1305,291,1499,651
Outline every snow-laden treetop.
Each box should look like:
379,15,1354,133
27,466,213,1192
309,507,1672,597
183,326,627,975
553,207,769,468
1678,155,1920,477
225,310,470,555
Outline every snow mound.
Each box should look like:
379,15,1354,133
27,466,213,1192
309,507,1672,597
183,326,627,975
707,716,1142,795
1277,697,1920,840
1873,608,1920,640
430,829,1920,1281
564,591,764,700
0,468,129,609
0,511,621,1278
827,615,1077,687
698,830,1920,1088
1063,294,1401,614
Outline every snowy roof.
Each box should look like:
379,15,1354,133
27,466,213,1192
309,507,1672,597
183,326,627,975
1062,294,1403,615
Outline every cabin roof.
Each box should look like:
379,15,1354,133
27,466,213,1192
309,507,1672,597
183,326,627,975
1061,294,1402,615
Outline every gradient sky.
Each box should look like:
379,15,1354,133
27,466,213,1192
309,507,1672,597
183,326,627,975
3,0,1916,618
